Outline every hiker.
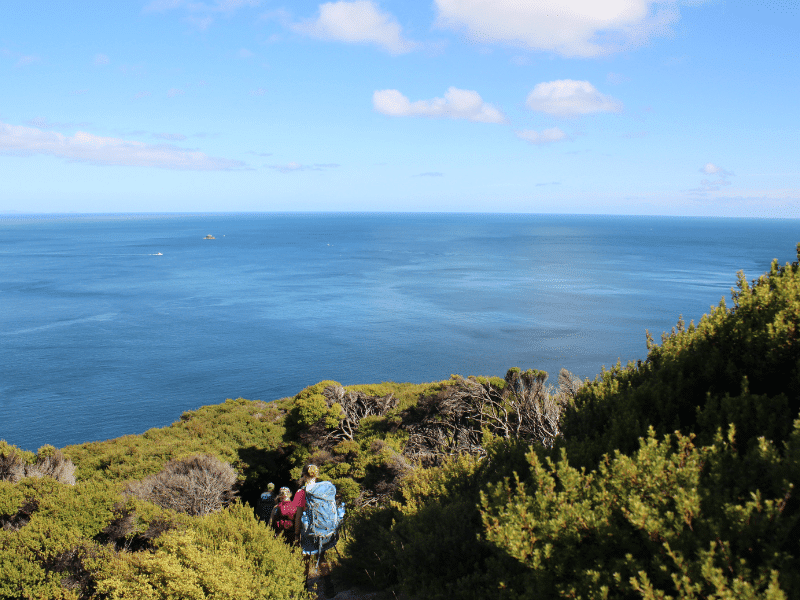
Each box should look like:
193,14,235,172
294,464,342,598
269,486,300,543
255,483,276,523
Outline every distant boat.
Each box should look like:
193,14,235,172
155,252,163,255
204,235,215,239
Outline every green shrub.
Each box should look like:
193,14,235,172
341,440,533,598
0,476,121,599
94,502,309,600
562,247,800,467
481,426,799,599
333,477,360,504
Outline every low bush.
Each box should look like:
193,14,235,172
124,454,237,517
0,443,75,485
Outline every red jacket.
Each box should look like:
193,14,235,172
273,489,305,530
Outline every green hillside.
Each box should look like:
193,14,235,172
1,245,798,599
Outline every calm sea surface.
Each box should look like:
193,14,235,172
1,213,798,452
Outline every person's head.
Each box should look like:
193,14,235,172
300,464,319,486
266,482,275,493
278,486,291,501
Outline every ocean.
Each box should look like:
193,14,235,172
1,212,798,452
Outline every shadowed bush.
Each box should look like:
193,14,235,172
124,454,237,516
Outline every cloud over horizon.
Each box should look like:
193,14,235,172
0,121,245,170
373,87,507,124
526,80,623,117
293,1,418,55
434,0,682,57
687,163,735,195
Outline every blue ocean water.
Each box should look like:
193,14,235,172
1,213,798,452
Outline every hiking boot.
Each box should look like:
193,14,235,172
322,575,335,598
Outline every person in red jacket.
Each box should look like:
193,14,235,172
268,486,302,543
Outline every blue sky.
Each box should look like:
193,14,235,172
1,0,797,216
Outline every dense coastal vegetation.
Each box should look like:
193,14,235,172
2,246,799,599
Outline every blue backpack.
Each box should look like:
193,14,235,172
300,481,345,564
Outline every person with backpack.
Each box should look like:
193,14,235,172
294,464,344,598
255,482,276,523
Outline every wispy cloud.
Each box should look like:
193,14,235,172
621,130,648,139
94,53,110,66
293,1,418,55
0,121,245,170
153,132,187,141
606,72,629,85
249,88,266,96
25,117,90,130
433,0,683,58
143,0,262,29
373,87,507,124
15,55,40,67
134,91,152,99
238,47,254,59
167,88,185,97
516,127,567,145
525,80,623,117
143,0,262,14
267,162,340,173
415,171,444,177
687,163,735,196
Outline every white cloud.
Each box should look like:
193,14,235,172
516,127,567,145
94,53,110,66
373,87,507,124
249,88,266,96
434,0,683,57
167,88,185,97
238,48,254,58
525,80,623,117
293,1,418,55
0,121,244,170
700,162,732,176
268,162,340,173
